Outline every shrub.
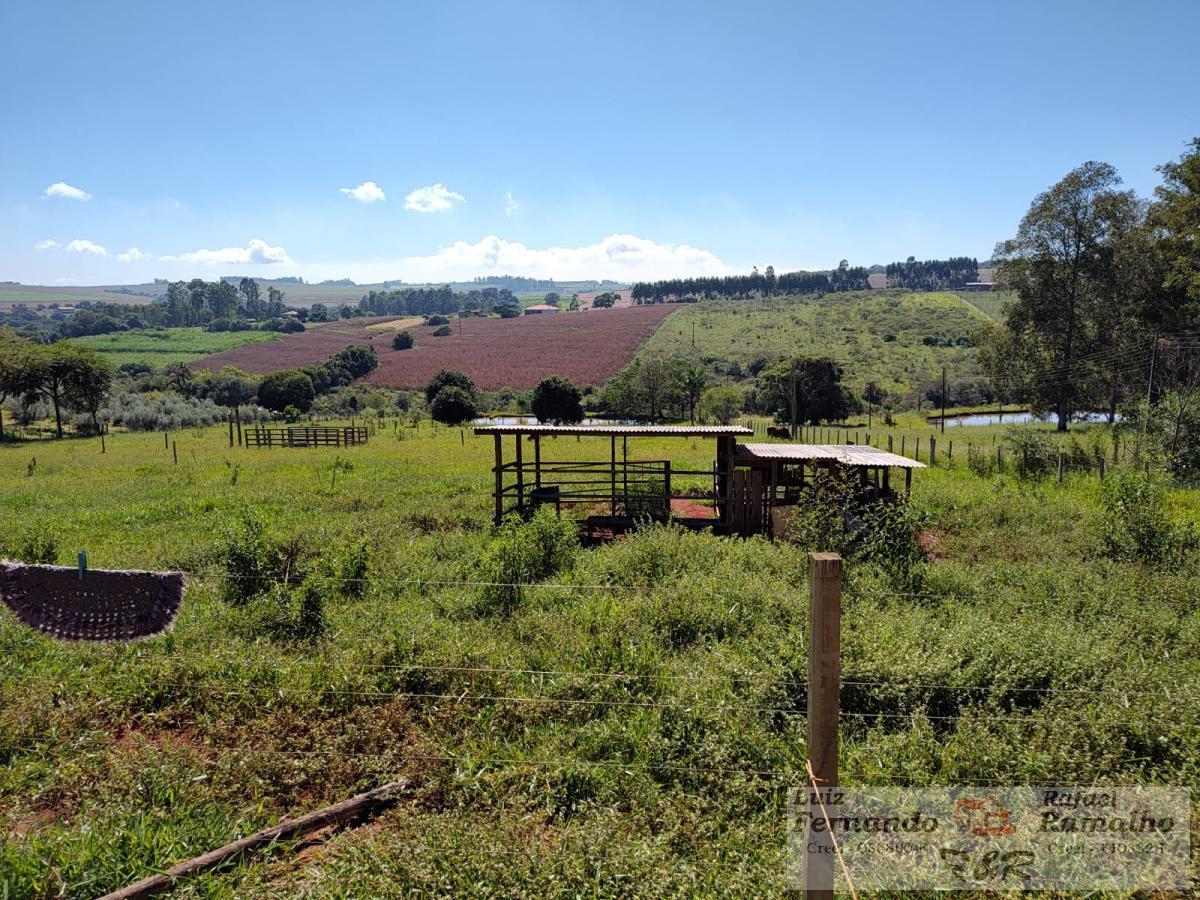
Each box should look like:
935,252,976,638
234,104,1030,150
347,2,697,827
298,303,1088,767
698,386,743,424
1004,427,1056,478
425,370,476,405
293,575,327,638
392,331,414,350
432,325,453,337
215,511,305,605
531,376,584,424
430,386,478,425
258,370,316,413
207,318,232,332
278,318,305,333
425,315,450,327
1099,472,1191,563
331,537,370,599
3,523,58,564
476,508,578,615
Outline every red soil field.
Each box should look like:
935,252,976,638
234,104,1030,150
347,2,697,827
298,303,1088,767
193,306,678,389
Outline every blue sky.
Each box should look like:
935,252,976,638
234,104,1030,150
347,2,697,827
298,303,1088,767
2,0,1197,286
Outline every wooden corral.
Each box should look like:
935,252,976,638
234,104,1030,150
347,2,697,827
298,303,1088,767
245,426,369,448
475,426,924,540
475,424,751,538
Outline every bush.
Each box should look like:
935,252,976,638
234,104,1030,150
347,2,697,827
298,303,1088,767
425,315,450,327
698,386,743,424
1099,472,1192,564
215,511,305,605
425,370,476,405
475,508,578,615
2,523,58,564
392,331,414,350
207,318,232,332
278,318,305,333
258,370,316,413
432,325,453,337
1003,427,1056,478
430,386,478,425
531,376,584,424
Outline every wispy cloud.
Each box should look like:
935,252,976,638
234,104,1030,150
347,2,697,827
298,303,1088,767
33,239,59,250
505,192,519,217
392,233,725,282
116,247,149,262
404,183,465,213
163,238,291,266
340,181,385,203
43,182,92,201
65,239,107,256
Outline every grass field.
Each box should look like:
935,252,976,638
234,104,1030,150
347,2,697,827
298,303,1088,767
0,286,159,309
1,418,1198,896
953,288,1015,322
639,290,991,396
73,327,279,367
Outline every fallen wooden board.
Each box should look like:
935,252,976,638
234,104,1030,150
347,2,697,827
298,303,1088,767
99,778,411,899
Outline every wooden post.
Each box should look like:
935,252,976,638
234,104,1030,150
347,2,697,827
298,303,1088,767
929,436,936,465
514,434,524,513
1057,450,1064,484
534,435,542,489
915,436,921,462
235,407,242,446
806,552,842,898
100,432,106,454
229,416,235,448
493,435,503,524
996,445,1002,470
611,435,617,516
664,460,672,515
948,440,953,461
887,435,893,453
172,441,178,465
164,431,169,450
622,436,629,507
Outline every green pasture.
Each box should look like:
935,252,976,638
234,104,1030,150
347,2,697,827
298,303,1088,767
1,419,1197,896
72,327,278,367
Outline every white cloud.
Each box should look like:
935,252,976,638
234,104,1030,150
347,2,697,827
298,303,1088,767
404,183,465,213
116,247,149,262
43,182,92,201
340,181,385,203
33,239,59,250
65,239,108,256
505,192,519,217
393,233,726,282
163,238,291,266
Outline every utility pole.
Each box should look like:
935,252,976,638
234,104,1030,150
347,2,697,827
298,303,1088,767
940,367,947,434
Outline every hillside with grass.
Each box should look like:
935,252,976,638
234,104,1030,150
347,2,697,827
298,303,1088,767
639,290,991,400
1,420,1197,895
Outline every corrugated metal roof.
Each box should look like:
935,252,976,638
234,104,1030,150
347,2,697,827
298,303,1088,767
474,424,752,437
734,443,926,469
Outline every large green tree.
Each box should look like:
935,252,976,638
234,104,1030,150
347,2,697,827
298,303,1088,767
258,370,315,413
1148,137,1200,319
756,356,860,426
994,161,1142,430
531,376,584,424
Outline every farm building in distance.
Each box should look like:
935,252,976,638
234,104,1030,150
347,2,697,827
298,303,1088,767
475,424,923,540
523,304,561,315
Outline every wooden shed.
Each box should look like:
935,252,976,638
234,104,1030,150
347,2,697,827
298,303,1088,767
728,442,925,537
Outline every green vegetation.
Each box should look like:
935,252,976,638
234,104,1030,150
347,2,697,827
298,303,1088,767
638,290,989,401
1,420,1198,895
72,327,277,367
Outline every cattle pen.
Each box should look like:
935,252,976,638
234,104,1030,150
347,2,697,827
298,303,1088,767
475,424,923,539
245,425,370,448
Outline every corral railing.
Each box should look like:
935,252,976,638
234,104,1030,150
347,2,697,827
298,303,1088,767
245,426,369,448
494,458,721,523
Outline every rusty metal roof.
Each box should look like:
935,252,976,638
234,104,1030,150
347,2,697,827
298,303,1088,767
734,443,926,469
475,424,752,437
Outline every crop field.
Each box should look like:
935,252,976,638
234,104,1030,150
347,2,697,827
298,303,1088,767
73,327,278,367
1,419,1198,896
196,306,678,389
0,286,160,309
954,288,1016,322
640,291,991,395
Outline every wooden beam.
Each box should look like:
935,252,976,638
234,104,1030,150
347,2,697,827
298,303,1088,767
806,552,842,898
493,434,503,524
514,433,524,514
534,435,542,489
100,780,411,899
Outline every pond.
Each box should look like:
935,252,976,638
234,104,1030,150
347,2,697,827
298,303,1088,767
933,411,1119,427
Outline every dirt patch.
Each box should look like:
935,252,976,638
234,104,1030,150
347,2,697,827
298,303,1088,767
917,529,946,560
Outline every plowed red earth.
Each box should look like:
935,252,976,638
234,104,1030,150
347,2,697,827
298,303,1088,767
194,306,678,389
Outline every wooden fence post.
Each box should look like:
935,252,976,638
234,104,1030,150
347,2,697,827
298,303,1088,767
887,435,893,453
172,441,178,465
948,440,953,462
1057,450,1064,484
164,431,169,450
806,552,842,898
930,436,936,465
